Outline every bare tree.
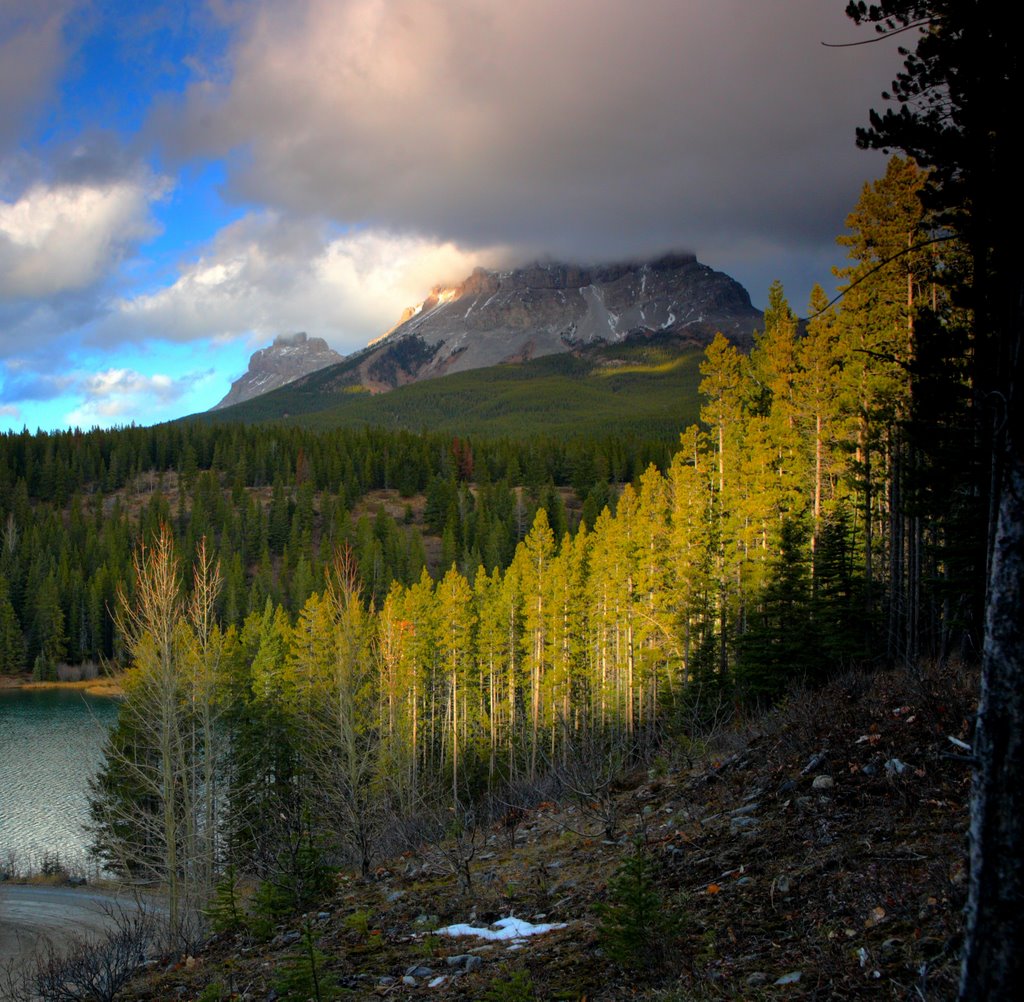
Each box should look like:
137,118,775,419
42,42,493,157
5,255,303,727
89,528,224,951
0,905,156,1002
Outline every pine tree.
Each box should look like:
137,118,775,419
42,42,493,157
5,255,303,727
596,838,680,971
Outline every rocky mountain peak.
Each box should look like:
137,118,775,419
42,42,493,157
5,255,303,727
212,332,344,410
363,253,761,388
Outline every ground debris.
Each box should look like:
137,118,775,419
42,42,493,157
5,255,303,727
117,662,973,1001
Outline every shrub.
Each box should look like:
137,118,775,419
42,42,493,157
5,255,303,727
483,966,536,1002
205,865,247,935
596,838,683,971
274,921,339,1002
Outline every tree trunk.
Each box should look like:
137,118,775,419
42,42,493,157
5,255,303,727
961,445,1024,998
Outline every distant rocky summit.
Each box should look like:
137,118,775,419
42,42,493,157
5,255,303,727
212,333,344,410
362,253,762,389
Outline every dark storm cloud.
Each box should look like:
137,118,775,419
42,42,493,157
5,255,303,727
162,0,904,306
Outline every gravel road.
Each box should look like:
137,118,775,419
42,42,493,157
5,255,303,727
0,884,152,975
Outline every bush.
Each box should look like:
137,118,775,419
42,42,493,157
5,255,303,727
205,865,247,935
596,838,682,971
274,921,339,1002
39,850,68,881
483,966,536,1002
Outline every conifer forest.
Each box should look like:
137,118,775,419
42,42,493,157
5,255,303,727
2,1,1022,997
2,145,998,958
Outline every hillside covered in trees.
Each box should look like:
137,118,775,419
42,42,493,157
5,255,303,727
1,146,994,1000
35,150,979,950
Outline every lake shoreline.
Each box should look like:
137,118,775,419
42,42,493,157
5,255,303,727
0,674,125,698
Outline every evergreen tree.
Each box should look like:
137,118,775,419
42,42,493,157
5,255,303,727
596,838,679,971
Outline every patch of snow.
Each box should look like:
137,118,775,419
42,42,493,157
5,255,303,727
436,916,567,941
661,311,676,329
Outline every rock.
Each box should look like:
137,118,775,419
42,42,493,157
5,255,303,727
280,930,301,946
730,816,759,830
379,976,396,986
746,972,769,987
386,890,404,903
446,954,483,972
812,775,835,791
406,965,435,978
775,875,791,895
317,911,331,921
777,779,797,795
428,976,447,988
776,970,802,985
885,758,909,776
731,802,760,816
402,975,417,986
801,751,827,775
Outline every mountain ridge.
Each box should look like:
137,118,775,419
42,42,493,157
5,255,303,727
212,332,345,410
204,253,762,428
360,252,761,389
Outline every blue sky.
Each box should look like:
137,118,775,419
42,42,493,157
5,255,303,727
0,0,905,433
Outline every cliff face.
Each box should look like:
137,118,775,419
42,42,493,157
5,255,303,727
364,253,762,387
212,333,344,410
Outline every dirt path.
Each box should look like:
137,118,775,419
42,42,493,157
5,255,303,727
0,884,151,974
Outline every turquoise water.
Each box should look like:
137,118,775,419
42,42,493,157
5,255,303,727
0,689,118,876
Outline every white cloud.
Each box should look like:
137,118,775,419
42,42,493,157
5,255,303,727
0,176,168,300
110,215,505,353
62,366,205,427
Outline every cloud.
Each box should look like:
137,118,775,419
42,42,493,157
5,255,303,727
0,166,172,361
0,175,167,301
108,215,505,353
0,3,79,153
164,0,902,301
63,366,209,427
1,361,206,429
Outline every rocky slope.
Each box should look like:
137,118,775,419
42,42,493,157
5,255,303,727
360,253,762,390
120,662,972,1001
212,333,344,410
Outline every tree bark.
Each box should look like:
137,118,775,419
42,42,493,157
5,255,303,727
961,439,1024,998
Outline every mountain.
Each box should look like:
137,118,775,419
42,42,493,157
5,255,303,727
202,253,762,434
357,252,761,390
212,332,344,410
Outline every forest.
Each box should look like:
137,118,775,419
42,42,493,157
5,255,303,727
17,150,977,954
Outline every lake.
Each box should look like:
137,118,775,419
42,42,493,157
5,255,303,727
0,688,118,877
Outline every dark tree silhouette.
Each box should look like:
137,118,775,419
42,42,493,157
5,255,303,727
846,4,1023,997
